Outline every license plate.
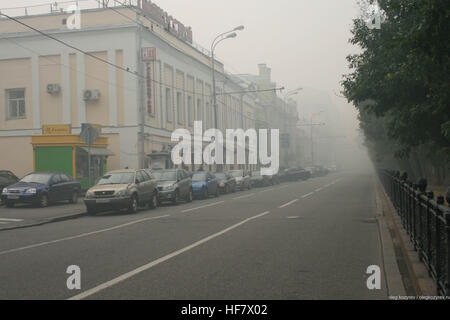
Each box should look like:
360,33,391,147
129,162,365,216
96,199,110,203
8,195,19,200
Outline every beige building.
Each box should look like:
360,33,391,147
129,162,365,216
0,1,295,178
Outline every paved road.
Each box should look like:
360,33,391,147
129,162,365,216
0,170,388,299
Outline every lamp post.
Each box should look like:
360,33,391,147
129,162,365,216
310,110,324,166
210,26,244,172
211,26,244,130
282,88,302,167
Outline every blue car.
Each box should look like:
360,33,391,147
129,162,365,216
1,171,81,208
191,171,219,199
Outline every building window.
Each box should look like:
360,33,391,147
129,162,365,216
196,98,202,121
5,88,26,120
177,92,183,124
165,88,172,122
187,96,193,126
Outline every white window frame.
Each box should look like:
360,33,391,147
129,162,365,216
5,88,26,120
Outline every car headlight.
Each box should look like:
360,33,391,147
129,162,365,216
115,189,129,197
220,182,225,187
26,188,36,194
2,188,7,194
163,184,175,191
85,191,94,199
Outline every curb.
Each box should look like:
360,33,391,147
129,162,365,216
376,178,438,297
375,181,406,297
0,211,87,232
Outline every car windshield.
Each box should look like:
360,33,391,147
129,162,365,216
97,172,134,185
156,171,177,181
215,173,227,180
230,170,243,177
152,171,162,180
192,173,207,182
20,173,52,184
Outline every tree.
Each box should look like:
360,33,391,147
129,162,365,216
343,0,450,182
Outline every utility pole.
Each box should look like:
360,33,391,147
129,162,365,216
137,9,145,169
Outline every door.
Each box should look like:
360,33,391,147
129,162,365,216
136,171,149,202
48,174,64,202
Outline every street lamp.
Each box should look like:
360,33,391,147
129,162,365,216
310,110,325,166
210,26,244,172
282,88,302,167
211,26,244,130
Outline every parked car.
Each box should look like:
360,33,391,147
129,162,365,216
0,170,19,205
153,169,193,204
215,172,237,194
84,169,158,214
264,171,280,185
1,171,81,208
279,167,310,182
314,165,329,177
191,171,219,199
250,170,271,187
228,170,252,190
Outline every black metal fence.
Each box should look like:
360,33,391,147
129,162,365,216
378,169,450,296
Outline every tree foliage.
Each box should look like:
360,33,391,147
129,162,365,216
343,0,450,160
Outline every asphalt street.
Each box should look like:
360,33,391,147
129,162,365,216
0,170,389,299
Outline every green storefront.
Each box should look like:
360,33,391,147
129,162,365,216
31,127,114,190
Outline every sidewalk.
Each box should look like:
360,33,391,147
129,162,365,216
375,179,437,297
0,200,87,231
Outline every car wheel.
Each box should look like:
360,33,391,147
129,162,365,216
40,194,49,208
149,192,158,209
172,190,179,205
186,189,193,203
5,201,14,208
204,188,209,199
215,187,219,197
128,194,138,213
69,191,78,204
225,185,229,194
86,205,98,215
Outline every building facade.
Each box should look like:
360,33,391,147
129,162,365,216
0,1,297,178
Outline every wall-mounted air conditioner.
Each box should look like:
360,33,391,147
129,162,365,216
46,83,61,94
83,89,100,102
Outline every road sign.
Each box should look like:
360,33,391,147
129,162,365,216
80,123,100,146
80,123,101,187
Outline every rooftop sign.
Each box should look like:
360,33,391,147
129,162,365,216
139,0,193,44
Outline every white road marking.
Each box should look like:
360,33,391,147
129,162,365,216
259,188,275,193
287,216,300,219
278,199,299,208
301,192,314,199
68,211,271,300
0,218,24,222
0,222,10,224
181,201,225,213
315,187,323,192
0,215,170,256
232,193,255,200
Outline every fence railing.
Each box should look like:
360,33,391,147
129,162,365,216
378,169,450,296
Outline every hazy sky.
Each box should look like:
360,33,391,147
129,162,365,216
1,0,362,138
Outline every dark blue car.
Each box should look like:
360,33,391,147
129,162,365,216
1,172,81,208
191,171,219,199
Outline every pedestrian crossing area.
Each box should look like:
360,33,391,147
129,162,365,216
0,218,24,225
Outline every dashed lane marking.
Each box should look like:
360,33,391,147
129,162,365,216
68,211,271,300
